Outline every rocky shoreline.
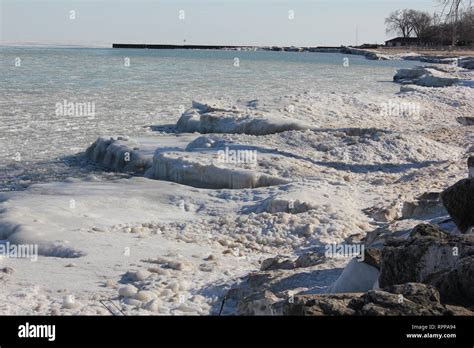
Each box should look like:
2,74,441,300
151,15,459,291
223,157,474,316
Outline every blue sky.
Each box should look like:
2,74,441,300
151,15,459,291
0,0,441,46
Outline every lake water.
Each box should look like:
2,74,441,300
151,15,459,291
0,46,420,190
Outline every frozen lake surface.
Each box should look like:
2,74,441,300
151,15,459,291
0,47,421,191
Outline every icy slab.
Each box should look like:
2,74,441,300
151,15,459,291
85,135,198,173
144,135,291,189
176,101,313,135
394,66,460,87
86,135,291,189
458,57,474,70
145,151,290,189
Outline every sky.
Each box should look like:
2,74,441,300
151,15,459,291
0,0,443,47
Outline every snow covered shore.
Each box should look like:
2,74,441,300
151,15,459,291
0,65,473,315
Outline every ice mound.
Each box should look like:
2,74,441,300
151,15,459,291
322,131,462,166
86,135,291,189
0,201,84,258
227,129,462,169
394,66,460,87
458,57,474,70
85,137,153,173
85,135,198,173
176,101,313,135
145,149,290,189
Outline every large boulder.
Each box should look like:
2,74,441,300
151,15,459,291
379,224,474,287
428,255,474,307
441,178,474,233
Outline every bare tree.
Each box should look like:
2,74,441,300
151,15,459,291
437,0,464,45
407,10,433,40
385,10,414,38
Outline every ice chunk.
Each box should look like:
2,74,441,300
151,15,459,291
176,102,313,135
145,151,289,189
329,258,379,293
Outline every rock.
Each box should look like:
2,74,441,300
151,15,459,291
441,179,474,233
409,223,447,240
294,252,325,268
383,282,440,306
363,248,381,270
417,192,441,201
349,285,448,316
284,283,473,316
284,293,357,316
260,256,295,271
379,224,474,288
118,284,138,298
428,255,474,307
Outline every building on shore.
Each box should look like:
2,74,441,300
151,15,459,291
385,37,419,47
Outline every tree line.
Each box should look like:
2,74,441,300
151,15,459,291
385,0,474,46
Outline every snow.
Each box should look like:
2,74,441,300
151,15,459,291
0,61,473,315
0,177,273,314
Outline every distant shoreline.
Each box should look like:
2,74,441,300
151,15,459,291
112,43,343,52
